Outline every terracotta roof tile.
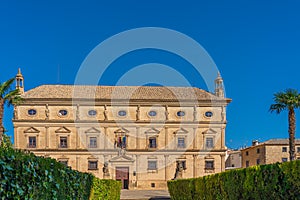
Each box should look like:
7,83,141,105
23,85,227,101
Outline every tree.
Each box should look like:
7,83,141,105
269,89,300,161
0,78,23,144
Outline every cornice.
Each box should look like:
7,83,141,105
19,98,231,106
13,119,227,125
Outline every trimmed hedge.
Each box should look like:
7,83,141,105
168,160,300,200
0,146,121,199
89,178,122,200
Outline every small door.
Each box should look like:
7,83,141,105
116,167,129,189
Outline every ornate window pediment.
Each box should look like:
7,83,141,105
174,128,188,135
202,128,217,135
145,127,160,135
55,126,71,133
24,127,40,134
114,127,129,134
85,127,100,133
109,154,134,163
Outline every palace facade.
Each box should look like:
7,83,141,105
13,69,231,189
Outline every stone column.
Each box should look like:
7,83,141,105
193,128,197,149
76,127,80,149
164,155,169,181
220,154,225,172
14,126,18,148
193,154,197,178
193,105,197,122
104,127,108,149
136,127,140,149
135,155,139,188
221,127,225,149
76,155,80,171
165,126,168,149
45,126,49,149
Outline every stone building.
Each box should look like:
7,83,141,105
225,150,241,170
241,139,300,168
13,69,231,189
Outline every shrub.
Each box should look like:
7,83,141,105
0,146,121,199
89,178,122,200
168,161,300,200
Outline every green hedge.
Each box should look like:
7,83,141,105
0,146,121,200
168,160,300,200
89,178,122,200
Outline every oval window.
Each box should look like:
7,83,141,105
88,110,97,116
177,111,185,117
58,109,68,116
28,109,37,116
148,110,157,117
118,110,127,117
205,111,213,118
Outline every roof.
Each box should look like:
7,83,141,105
241,139,300,151
23,85,230,101
263,139,300,145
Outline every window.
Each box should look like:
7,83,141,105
177,111,185,117
246,160,249,167
59,137,68,148
205,111,213,118
206,138,214,149
282,158,288,162
257,148,260,154
148,110,157,117
205,160,214,170
177,138,185,148
58,109,68,116
28,109,37,116
59,160,68,166
282,147,287,152
256,159,260,165
88,110,97,116
297,147,300,153
148,161,157,170
28,137,36,148
149,137,157,148
89,137,97,148
118,110,127,116
88,161,98,170
246,151,249,156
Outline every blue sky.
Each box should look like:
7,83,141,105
1,1,300,149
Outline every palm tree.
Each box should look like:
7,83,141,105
0,78,23,143
269,89,300,161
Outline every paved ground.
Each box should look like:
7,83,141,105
120,190,171,200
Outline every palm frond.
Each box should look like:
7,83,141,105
4,89,23,106
272,88,300,110
269,103,286,114
0,78,15,98
7,95,23,107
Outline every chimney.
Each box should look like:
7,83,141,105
252,140,259,146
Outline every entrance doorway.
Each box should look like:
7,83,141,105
116,167,129,189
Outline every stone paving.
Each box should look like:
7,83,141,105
120,190,171,200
